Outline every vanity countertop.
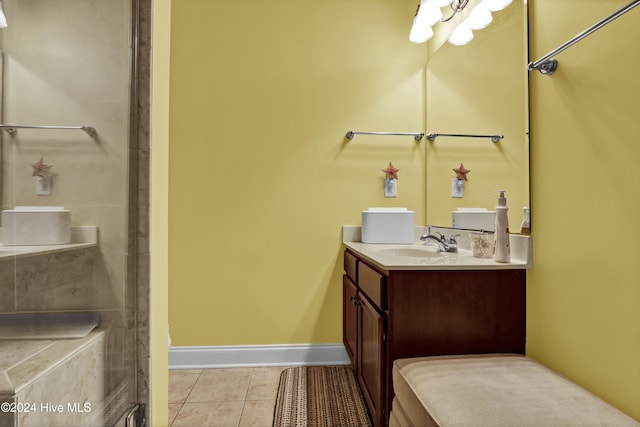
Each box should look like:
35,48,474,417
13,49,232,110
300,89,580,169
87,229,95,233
343,226,533,271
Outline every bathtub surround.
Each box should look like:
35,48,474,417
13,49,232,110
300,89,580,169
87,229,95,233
130,0,154,419
0,0,154,424
0,245,107,312
0,225,97,259
0,331,105,427
0,232,127,424
0,316,97,340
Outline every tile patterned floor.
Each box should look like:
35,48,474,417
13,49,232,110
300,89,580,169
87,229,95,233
169,367,287,427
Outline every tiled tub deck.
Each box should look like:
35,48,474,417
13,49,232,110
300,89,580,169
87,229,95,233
0,330,105,427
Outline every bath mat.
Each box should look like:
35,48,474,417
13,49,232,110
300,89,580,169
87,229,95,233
273,366,372,427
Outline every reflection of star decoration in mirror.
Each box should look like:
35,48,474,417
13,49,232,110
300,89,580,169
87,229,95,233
31,158,53,178
382,162,400,180
453,163,470,181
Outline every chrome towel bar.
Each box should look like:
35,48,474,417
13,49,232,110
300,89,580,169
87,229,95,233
0,124,97,136
426,133,503,143
346,131,424,141
528,0,640,75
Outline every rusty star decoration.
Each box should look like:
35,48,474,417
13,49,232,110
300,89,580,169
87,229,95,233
453,163,470,181
382,162,400,180
31,158,53,178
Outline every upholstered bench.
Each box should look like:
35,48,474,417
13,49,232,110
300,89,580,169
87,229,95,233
390,354,639,427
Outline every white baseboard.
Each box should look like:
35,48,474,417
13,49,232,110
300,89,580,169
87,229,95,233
168,343,351,369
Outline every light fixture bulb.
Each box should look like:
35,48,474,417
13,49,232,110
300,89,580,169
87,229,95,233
417,0,443,25
432,0,452,7
409,17,434,43
481,0,512,12
448,23,474,45
0,2,7,29
464,5,492,30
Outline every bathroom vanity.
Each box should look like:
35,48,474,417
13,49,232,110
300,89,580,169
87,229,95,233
342,238,528,427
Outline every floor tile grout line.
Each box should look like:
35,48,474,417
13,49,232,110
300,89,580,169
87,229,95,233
181,370,202,404
171,370,202,426
169,398,186,426
237,369,257,426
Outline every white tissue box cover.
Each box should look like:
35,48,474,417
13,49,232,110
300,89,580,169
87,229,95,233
452,208,496,231
362,208,414,244
2,206,71,245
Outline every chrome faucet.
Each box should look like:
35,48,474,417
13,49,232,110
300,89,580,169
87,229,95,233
420,226,460,253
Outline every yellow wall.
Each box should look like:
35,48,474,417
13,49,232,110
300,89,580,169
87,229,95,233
151,0,171,425
162,0,640,421
527,0,640,420
168,0,426,346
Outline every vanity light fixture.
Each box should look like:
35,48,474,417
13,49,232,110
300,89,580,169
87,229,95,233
448,23,474,45
0,2,7,29
464,4,493,30
409,0,511,46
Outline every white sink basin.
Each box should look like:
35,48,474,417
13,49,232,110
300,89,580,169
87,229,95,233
372,245,442,258
1,206,71,246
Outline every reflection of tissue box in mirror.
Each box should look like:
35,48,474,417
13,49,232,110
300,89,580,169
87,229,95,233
362,208,414,244
452,208,496,231
2,206,71,245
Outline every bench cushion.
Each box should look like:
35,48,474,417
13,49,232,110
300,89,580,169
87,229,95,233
392,354,639,427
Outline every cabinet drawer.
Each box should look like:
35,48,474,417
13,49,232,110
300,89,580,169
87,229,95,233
358,261,385,310
344,251,358,283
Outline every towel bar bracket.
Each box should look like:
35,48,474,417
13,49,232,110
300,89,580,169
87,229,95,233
529,59,558,75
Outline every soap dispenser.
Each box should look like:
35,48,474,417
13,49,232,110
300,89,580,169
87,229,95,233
493,190,510,263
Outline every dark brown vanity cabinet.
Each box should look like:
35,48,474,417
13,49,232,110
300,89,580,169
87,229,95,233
343,251,385,427
343,249,526,427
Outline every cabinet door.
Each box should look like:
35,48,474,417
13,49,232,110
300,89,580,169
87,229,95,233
358,294,385,427
342,275,358,366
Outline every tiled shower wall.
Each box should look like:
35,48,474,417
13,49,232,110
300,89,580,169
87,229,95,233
131,0,152,416
0,0,152,421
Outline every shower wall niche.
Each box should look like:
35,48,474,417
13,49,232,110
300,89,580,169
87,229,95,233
0,0,145,425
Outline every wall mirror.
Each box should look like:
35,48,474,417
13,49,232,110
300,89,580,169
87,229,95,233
424,0,529,232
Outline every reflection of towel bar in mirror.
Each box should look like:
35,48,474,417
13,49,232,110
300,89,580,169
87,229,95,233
426,133,503,143
346,131,424,141
0,124,97,136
